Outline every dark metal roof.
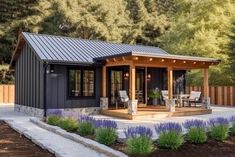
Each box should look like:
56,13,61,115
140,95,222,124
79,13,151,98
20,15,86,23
22,32,168,64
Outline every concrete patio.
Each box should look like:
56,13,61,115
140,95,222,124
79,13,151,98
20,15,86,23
92,106,235,139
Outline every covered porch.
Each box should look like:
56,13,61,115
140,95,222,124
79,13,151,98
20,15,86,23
97,52,219,119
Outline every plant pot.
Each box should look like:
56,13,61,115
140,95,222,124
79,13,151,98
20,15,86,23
152,98,158,106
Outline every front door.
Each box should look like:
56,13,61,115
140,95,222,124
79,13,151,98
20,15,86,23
109,70,123,108
136,69,145,104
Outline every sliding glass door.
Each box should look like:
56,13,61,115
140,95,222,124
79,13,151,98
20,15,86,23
109,70,123,108
136,69,145,104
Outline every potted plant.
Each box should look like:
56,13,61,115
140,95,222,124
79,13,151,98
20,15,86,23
148,88,161,105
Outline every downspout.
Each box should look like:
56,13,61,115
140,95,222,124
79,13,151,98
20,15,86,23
43,62,49,119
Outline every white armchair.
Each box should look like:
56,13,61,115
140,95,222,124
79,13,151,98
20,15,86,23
182,91,201,107
161,90,168,105
118,90,129,108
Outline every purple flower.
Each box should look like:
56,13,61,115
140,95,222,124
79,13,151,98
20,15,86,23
63,111,78,119
47,109,62,116
155,122,182,134
94,119,117,129
208,117,229,126
183,119,207,129
124,126,153,139
78,115,95,123
230,115,235,123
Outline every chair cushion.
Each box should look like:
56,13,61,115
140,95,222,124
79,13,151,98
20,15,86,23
121,97,129,102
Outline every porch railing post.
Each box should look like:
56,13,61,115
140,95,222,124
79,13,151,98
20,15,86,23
100,65,108,111
203,68,209,98
102,65,107,97
129,64,136,100
167,67,173,99
128,63,137,115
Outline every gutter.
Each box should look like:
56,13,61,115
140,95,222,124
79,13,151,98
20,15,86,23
43,62,49,119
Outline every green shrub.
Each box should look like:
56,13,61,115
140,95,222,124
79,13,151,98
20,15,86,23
77,122,94,136
187,127,207,144
127,136,153,156
47,115,62,126
230,123,235,136
210,125,229,141
158,131,184,150
59,118,79,132
95,128,117,146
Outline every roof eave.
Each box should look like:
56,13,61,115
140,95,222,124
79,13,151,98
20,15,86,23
9,34,26,69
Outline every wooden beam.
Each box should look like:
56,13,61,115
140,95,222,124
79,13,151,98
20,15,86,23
105,60,132,67
168,67,173,99
203,68,209,98
129,64,136,100
133,61,209,69
102,65,107,97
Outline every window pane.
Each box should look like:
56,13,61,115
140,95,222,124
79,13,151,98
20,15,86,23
83,70,94,96
69,70,81,97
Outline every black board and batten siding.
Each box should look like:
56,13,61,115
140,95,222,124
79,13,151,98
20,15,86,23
15,44,44,108
15,43,102,109
45,65,102,109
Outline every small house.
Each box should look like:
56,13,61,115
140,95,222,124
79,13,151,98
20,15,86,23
10,32,220,118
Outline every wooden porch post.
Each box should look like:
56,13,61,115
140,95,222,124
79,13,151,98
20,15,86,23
203,68,209,98
167,67,173,99
102,65,107,97
129,64,136,100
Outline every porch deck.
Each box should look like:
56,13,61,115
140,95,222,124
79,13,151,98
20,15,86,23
101,106,212,120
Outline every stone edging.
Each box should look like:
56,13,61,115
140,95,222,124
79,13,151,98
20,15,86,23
30,118,128,157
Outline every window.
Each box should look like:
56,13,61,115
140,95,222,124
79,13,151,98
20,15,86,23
83,70,95,96
68,68,95,97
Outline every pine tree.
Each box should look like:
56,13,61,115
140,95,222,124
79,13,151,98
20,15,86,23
229,20,235,83
160,0,235,85
125,0,169,46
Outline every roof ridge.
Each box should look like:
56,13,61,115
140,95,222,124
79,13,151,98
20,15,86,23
22,32,167,53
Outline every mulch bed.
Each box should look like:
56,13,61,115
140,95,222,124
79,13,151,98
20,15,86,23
148,137,235,157
110,136,235,157
0,121,55,157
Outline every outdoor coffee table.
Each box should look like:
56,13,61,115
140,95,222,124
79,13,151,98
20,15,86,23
174,94,190,107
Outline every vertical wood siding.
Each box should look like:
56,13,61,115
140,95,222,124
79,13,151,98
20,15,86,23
0,85,15,103
186,86,235,106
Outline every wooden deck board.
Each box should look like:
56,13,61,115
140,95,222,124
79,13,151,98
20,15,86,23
101,106,212,120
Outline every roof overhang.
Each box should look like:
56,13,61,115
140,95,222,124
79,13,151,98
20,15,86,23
9,34,25,69
97,51,220,70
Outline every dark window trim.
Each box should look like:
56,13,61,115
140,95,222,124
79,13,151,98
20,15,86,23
67,66,96,99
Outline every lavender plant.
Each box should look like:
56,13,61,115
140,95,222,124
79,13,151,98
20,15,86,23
183,119,207,144
47,109,63,116
230,115,235,135
155,122,183,150
124,126,153,156
94,120,117,146
77,115,95,136
208,117,229,141
47,109,63,126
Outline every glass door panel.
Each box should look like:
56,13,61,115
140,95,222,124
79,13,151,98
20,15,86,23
136,70,145,104
110,71,123,107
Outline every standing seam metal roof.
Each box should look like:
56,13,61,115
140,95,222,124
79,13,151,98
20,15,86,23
22,32,169,63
